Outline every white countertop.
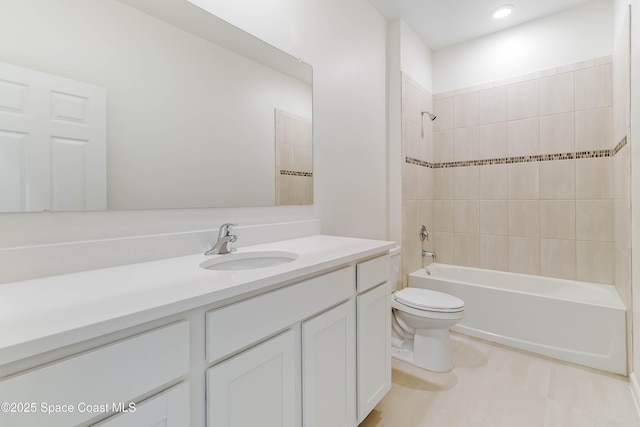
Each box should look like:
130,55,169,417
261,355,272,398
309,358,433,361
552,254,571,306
0,235,394,365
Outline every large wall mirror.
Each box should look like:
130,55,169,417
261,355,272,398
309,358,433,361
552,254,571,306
0,0,313,212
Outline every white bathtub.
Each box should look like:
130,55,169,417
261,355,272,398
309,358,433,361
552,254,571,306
409,263,627,375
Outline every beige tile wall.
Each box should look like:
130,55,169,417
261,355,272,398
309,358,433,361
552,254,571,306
274,109,313,205
401,54,629,293
426,57,620,285
401,74,434,286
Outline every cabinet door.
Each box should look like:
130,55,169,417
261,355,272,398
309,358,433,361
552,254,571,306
207,329,296,427
92,382,189,427
357,282,391,423
302,300,356,427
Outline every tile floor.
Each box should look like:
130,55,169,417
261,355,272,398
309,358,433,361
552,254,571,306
360,333,640,427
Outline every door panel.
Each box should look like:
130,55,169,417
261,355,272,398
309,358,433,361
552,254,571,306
0,61,106,211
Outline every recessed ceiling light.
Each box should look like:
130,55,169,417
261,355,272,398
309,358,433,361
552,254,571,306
492,5,513,19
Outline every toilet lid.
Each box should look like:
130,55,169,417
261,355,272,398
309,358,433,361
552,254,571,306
394,288,464,312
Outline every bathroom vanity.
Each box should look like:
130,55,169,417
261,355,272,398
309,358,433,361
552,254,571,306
0,235,394,427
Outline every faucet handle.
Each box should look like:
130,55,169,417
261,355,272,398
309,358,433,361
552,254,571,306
227,234,238,253
217,223,238,237
420,225,429,241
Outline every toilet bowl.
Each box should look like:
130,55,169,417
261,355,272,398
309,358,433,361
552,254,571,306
388,245,464,372
391,288,464,372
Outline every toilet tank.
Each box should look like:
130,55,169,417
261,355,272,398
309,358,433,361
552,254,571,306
389,245,402,291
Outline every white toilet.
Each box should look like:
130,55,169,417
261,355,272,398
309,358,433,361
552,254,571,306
389,247,464,372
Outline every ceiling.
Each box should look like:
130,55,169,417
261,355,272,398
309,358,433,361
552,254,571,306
368,0,595,50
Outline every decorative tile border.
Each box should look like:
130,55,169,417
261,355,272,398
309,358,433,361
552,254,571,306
406,158,435,168
406,137,628,169
613,136,628,155
280,170,313,177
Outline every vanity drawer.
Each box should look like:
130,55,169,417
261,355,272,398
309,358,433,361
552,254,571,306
0,321,189,427
356,254,390,292
206,266,355,363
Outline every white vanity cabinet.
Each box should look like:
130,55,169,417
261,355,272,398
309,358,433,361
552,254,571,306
356,255,392,423
302,300,356,427
93,382,189,427
205,267,355,427
0,236,394,427
205,267,354,365
207,330,296,427
0,322,190,427
204,254,391,427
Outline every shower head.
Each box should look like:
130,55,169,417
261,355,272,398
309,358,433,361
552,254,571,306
421,110,437,121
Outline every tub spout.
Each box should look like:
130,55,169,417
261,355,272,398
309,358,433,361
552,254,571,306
422,250,436,259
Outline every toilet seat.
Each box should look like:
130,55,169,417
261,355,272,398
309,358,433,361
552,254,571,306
394,288,464,313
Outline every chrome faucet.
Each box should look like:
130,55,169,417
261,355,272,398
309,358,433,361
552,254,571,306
422,250,436,259
205,223,238,255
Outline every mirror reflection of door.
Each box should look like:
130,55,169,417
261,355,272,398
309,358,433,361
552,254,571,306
0,61,106,212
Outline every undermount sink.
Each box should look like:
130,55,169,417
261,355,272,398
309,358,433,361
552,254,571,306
200,251,298,271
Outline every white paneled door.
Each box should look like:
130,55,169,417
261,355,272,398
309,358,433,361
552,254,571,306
0,61,106,212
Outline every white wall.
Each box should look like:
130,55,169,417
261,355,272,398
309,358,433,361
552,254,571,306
387,21,403,245
189,0,389,241
614,0,631,35
433,0,614,93
400,21,433,93
0,0,388,251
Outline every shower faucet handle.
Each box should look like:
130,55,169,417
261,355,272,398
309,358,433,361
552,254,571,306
420,225,429,242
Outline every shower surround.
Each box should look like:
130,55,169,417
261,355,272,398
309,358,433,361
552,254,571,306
401,55,630,297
